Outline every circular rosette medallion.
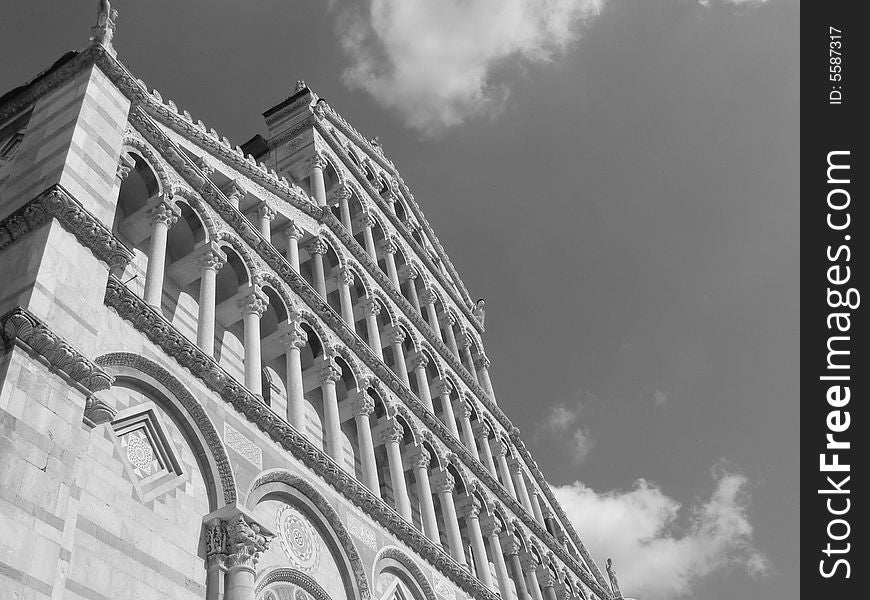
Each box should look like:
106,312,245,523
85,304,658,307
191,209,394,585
276,506,319,572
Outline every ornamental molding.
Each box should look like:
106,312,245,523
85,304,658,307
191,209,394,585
1,308,114,393
94,352,238,506
255,568,332,600
374,547,437,600
0,184,134,270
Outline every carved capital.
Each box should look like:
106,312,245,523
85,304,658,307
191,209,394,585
226,514,272,572
197,250,225,272
333,184,352,203
480,516,502,538
147,199,179,227
359,211,377,229
432,377,453,398
82,394,117,428
319,359,342,385
195,156,215,177
256,204,276,222
239,291,268,317
460,495,482,520
492,439,509,458
337,267,355,287
458,331,473,349
439,311,457,328
520,551,540,572
430,470,455,494
473,420,492,440
307,152,329,173
408,351,428,371
306,236,328,255
279,322,308,350
459,398,474,420
409,447,431,471
379,237,398,255
224,179,246,204
380,420,404,445
116,151,135,180
384,326,406,346
508,455,525,474
282,221,304,241
205,518,228,557
419,288,438,307
351,394,374,418
362,297,381,317
473,354,491,371
399,263,419,281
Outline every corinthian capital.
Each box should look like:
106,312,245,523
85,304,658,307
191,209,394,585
306,235,328,255
380,420,404,445
333,184,352,202
280,322,308,350
319,359,342,385
480,515,502,538
307,152,329,173
472,419,492,440
239,290,268,317
473,354,491,371
256,203,277,222
430,469,455,494
439,311,457,328
147,199,179,227
224,179,246,204
384,326,406,346
431,376,453,398
399,263,419,281
282,221,304,241
409,447,431,470
197,250,225,272
351,393,374,418
226,514,272,572
492,438,509,458
337,267,355,287
419,288,438,307
359,211,377,229
379,237,398,255
408,351,428,371
362,297,381,317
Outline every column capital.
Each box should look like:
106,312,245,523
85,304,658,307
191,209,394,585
225,513,273,572
398,263,419,281
319,359,342,385
332,184,352,202
384,325,406,346
409,446,431,470
362,297,381,317
473,420,493,441
520,551,540,572
430,469,455,494
379,237,399,255
480,515,502,538
282,221,304,241
501,535,522,556
380,420,404,444
508,455,526,473
306,235,329,255
359,211,377,229
459,398,475,419
256,203,277,222
474,354,491,371
432,376,453,397
239,289,268,317
147,198,180,227
458,331,473,349
408,351,429,371
492,438,509,458
420,287,438,306
439,311,457,327
279,321,308,350
307,152,329,173
117,151,135,180
195,156,215,177
337,267,355,287
197,249,226,272
350,392,375,417
459,495,483,519
223,179,246,204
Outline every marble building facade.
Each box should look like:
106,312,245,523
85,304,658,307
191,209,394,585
0,5,626,600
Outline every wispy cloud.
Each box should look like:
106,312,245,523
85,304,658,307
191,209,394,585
335,0,606,136
537,400,596,464
552,463,769,599
653,389,669,407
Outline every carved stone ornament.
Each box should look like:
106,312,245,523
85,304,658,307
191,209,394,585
384,326,406,346
1,308,114,393
82,393,117,428
409,447,431,471
430,470,455,495
380,420,404,445
473,354,491,371
91,0,118,55
226,514,273,571
606,558,623,599
117,150,135,180
362,297,381,317
147,199,180,227
306,236,328,255
239,291,268,317
283,221,304,241
0,185,134,270
257,204,277,222
351,394,374,418
307,152,329,173
197,250,225,272
318,360,342,385
337,267,355,287
280,323,308,350
408,351,428,371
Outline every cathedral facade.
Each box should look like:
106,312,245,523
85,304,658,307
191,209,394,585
0,5,624,600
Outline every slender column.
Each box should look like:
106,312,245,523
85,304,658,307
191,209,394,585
204,519,228,600
420,288,443,341
431,470,465,565
401,265,421,312
459,332,479,384
509,457,534,513
522,555,545,600
239,290,268,396
440,312,460,357
463,499,494,589
255,203,276,240
458,399,480,461
282,222,303,272
224,515,272,600
320,358,344,464
410,447,439,542
362,297,384,359
503,538,531,600
351,392,380,498
306,236,328,299
360,212,378,261
308,152,328,207
409,352,434,411
474,422,498,478
482,517,512,598
224,180,245,211
281,322,308,430
530,490,546,526
382,421,412,520
335,185,353,231
494,440,518,499
337,268,356,326
381,238,401,289
196,249,225,355
143,199,179,307
385,326,410,387
541,570,559,600
475,354,498,404
432,378,460,439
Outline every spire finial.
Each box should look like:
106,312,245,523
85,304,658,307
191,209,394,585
606,558,624,600
91,0,118,55
294,80,307,93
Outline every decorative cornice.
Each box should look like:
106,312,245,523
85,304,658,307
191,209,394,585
0,185,134,270
1,308,114,393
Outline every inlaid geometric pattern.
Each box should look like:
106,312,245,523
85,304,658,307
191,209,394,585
276,505,321,573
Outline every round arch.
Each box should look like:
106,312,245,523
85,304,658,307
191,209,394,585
372,547,436,600
94,352,236,507
122,135,172,196
256,568,331,600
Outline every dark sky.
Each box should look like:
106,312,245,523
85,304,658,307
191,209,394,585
0,1,798,598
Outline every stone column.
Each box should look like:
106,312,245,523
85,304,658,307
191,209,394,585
530,489,546,526
143,199,179,307
196,248,225,356
380,237,401,289
420,288,443,341
204,518,228,600
463,498,494,589
351,392,380,498
474,421,498,478
281,322,308,430
440,312,460,357
225,180,245,211
459,332,479,384
401,264,421,312
308,152,328,207
382,420,412,520
410,447,439,542
385,326,410,387
541,570,559,600
458,399,480,461
482,517,512,598
320,358,344,464
432,377,460,439
282,222,303,272
224,515,272,600
240,290,268,396
409,352,434,411
335,185,353,231
475,354,498,404
362,297,384,360
503,537,531,600
494,440,518,499
522,555,545,600
306,236,328,299
509,457,534,514
337,267,356,326
255,203,276,240
360,212,378,261
431,470,465,565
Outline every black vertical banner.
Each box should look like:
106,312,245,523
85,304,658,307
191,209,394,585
802,2,867,596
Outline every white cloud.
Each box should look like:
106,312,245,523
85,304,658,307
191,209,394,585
551,465,769,599
335,0,605,136
653,389,669,407
699,0,770,7
537,401,596,464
